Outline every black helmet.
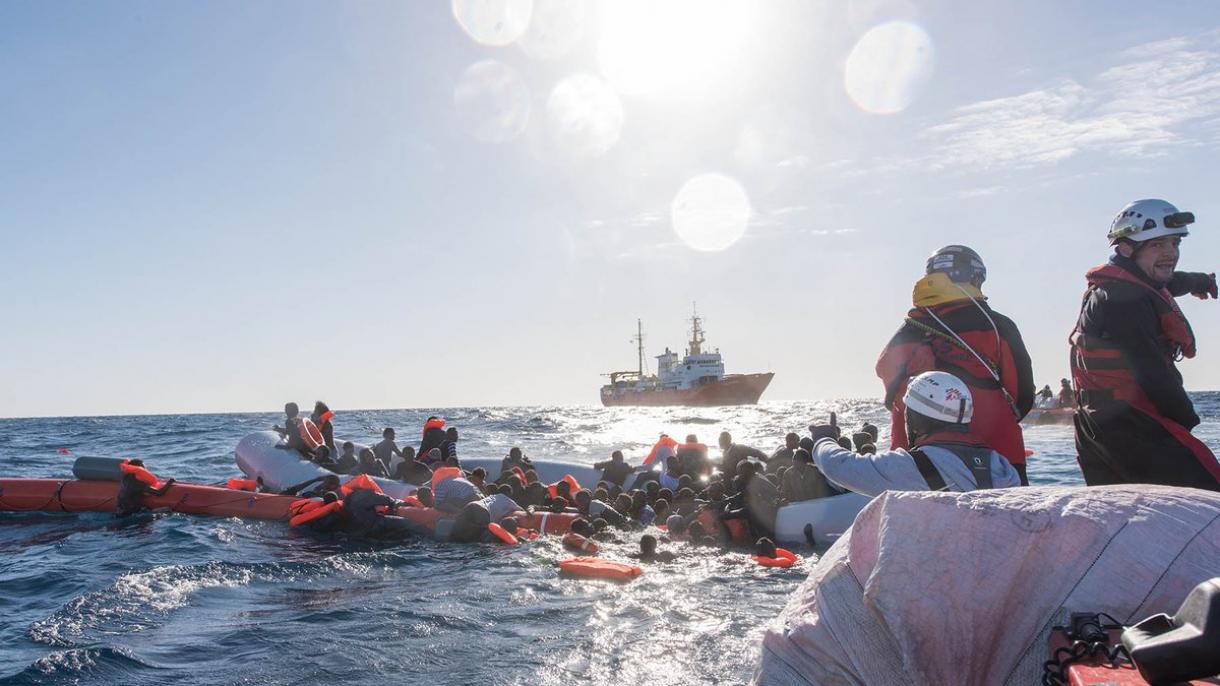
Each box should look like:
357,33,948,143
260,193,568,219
926,245,986,286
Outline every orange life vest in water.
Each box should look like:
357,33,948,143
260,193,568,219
119,460,160,487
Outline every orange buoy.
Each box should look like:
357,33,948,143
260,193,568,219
752,548,799,568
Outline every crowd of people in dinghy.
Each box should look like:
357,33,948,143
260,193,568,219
261,383,1017,564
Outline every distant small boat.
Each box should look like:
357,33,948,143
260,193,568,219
1022,406,1075,426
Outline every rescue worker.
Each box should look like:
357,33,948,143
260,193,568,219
1070,199,1220,490
810,372,1021,495
876,245,1035,484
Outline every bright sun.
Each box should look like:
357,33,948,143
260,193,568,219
597,0,752,96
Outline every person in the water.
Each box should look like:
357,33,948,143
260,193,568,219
629,534,677,562
1071,199,1220,490
810,372,1020,495
115,459,176,516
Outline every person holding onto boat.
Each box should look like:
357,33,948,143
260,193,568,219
810,372,1021,495
593,450,635,487
1070,199,1220,490
718,431,769,481
280,474,341,498
273,402,332,464
419,416,447,459
876,245,1035,484
115,459,176,516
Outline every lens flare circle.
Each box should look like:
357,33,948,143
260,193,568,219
671,174,752,252
545,73,624,159
454,60,531,143
517,0,586,60
844,21,934,114
452,0,534,47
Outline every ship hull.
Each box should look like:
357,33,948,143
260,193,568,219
600,373,774,407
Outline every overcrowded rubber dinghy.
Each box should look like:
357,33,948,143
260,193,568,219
236,431,871,545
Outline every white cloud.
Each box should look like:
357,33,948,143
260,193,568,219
924,33,1220,171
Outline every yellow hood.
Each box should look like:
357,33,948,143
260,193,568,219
912,272,986,307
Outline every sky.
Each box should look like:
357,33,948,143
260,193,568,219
2,0,1219,418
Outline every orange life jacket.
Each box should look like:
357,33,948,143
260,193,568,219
558,557,643,582
488,522,520,545
562,532,600,553
546,474,582,500
340,474,383,496
289,500,343,527
518,511,578,535
119,460,160,487
423,417,446,433
643,436,679,466
430,466,463,491
226,478,258,492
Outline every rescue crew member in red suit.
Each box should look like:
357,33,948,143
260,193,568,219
876,245,1035,484
1071,199,1219,490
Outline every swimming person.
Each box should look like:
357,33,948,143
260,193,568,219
875,245,1035,484
810,372,1021,495
1071,199,1220,490
115,459,176,516
629,534,677,562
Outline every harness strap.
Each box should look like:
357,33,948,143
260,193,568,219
910,449,948,491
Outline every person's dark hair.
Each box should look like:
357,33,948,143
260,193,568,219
645,481,659,495
452,502,491,543
402,446,416,459
570,518,593,537
128,458,145,467
471,467,486,480
860,443,877,455
575,490,592,506
785,432,800,448
594,487,609,502
550,497,568,513
416,487,434,507
685,434,698,443
861,422,879,443
508,446,523,460
608,484,623,499
556,480,572,497
342,441,354,450
718,431,732,447
676,487,694,501
798,437,816,452
653,499,670,519
383,427,395,438
776,466,789,481
497,484,513,498
322,491,339,504
657,488,674,502
322,475,341,488
677,475,693,490
755,537,777,558
611,450,624,461
359,447,376,462
639,534,657,555
592,518,609,531
687,521,706,539
446,427,458,440
500,517,518,535
631,490,645,506
707,482,725,501
314,401,330,414
836,436,853,450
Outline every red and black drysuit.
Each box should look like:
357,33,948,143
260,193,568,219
1070,256,1220,490
876,300,1034,483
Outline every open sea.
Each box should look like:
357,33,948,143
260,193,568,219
2,395,1218,685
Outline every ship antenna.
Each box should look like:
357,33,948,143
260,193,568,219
689,303,704,355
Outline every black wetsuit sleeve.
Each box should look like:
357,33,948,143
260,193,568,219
280,475,324,496
148,481,174,497
1103,294,1199,428
995,313,1035,418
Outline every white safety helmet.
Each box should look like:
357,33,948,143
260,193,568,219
903,371,973,424
1107,199,1194,245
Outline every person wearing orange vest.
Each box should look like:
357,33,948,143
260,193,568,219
310,401,336,452
875,245,1035,484
1071,199,1220,490
273,402,331,463
115,459,176,516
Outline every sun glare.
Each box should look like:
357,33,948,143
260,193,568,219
844,20,934,114
597,0,752,96
671,173,752,252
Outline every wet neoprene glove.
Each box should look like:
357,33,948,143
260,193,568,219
809,413,841,441
1171,271,1218,299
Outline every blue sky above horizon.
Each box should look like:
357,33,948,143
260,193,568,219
2,0,1219,418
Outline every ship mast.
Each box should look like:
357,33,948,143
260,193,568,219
689,303,704,355
632,319,647,376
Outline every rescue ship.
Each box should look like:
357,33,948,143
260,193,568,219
600,310,774,407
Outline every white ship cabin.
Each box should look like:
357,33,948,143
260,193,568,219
656,346,726,390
